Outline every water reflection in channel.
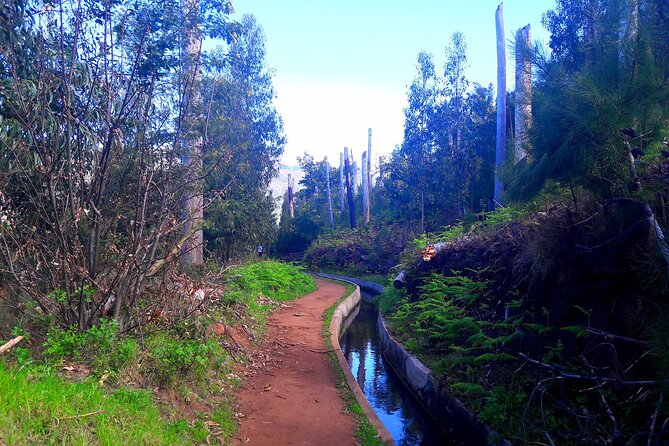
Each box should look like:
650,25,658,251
339,297,454,446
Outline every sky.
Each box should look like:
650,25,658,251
231,0,557,167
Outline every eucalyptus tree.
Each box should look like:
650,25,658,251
494,2,506,207
201,15,285,261
401,51,439,232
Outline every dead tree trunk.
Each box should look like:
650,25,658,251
344,147,356,228
325,159,335,231
181,0,204,265
352,154,359,196
362,151,369,225
287,174,294,219
514,24,532,162
366,128,372,224
339,152,345,212
494,2,507,208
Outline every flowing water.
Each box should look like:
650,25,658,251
339,297,454,446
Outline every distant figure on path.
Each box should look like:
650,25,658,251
257,245,264,258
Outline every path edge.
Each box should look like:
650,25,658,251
327,279,395,445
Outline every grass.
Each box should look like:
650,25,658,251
313,268,390,286
319,278,387,446
0,362,192,445
224,260,316,302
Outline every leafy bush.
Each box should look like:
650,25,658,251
144,334,226,387
43,319,137,375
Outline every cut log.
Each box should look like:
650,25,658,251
0,335,24,355
393,271,406,289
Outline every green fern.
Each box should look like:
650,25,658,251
560,325,588,338
450,382,485,393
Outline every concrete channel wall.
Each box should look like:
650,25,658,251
328,281,395,445
377,315,510,446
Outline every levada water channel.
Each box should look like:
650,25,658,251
339,292,453,446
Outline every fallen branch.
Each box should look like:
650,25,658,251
61,410,104,420
0,336,24,355
519,353,669,386
586,327,650,346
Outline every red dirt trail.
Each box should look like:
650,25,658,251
232,279,358,446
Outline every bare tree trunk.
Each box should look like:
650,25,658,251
362,151,369,225
420,188,425,234
352,155,359,196
287,174,294,219
344,147,356,228
514,24,532,162
339,152,345,212
366,128,372,223
494,2,507,208
325,160,335,231
181,0,204,265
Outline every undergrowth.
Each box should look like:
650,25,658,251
0,260,314,446
379,202,669,445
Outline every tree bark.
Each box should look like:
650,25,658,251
362,151,369,225
344,147,356,228
420,188,425,234
181,0,204,265
339,152,345,212
325,160,335,231
366,128,372,223
514,24,532,162
352,157,358,196
287,174,294,219
494,2,507,208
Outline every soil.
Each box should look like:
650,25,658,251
232,279,357,445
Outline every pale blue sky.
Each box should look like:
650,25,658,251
232,1,557,166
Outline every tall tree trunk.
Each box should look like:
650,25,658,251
420,189,425,234
362,151,369,225
339,152,345,212
352,156,358,196
366,128,372,223
494,2,507,208
287,174,294,219
181,0,204,265
514,24,532,162
325,160,335,231
344,147,356,228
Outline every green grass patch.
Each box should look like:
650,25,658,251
320,278,386,446
0,362,197,445
317,270,389,286
224,260,316,303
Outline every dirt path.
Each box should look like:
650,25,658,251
232,279,357,446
